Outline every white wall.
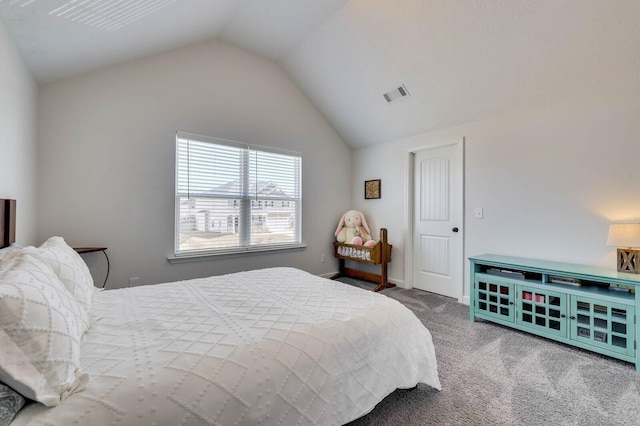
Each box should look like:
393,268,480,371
0,22,37,245
38,39,351,288
353,86,640,300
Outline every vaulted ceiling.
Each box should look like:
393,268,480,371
1,0,639,148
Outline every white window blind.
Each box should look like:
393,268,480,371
175,132,302,255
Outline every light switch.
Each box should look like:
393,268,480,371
474,208,483,219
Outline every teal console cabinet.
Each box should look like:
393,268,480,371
470,254,640,370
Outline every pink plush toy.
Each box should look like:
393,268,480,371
335,210,376,247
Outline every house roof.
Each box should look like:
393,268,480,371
178,180,291,200
205,180,290,199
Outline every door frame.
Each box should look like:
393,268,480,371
403,137,465,303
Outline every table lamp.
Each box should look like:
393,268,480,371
607,223,640,273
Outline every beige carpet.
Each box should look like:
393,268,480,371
339,278,640,426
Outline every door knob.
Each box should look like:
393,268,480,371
452,227,459,233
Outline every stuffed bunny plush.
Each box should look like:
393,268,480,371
335,210,376,246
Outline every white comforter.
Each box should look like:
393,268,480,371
13,267,440,425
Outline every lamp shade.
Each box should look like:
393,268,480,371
607,224,640,248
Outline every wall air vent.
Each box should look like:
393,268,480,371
383,84,410,103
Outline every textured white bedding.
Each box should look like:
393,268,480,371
12,267,440,425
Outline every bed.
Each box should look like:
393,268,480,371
1,235,440,425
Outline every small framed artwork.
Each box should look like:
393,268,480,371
364,179,381,199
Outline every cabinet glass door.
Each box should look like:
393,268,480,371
475,276,514,322
569,296,635,356
516,286,567,338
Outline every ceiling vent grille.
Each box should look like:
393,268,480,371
383,84,410,103
44,0,178,31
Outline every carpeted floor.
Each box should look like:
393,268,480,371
338,277,640,426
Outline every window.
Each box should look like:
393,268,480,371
175,132,302,256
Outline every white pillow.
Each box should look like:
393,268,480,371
0,244,21,261
32,237,95,314
0,252,89,406
0,246,22,278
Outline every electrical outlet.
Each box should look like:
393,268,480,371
129,277,139,287
321,254,326,263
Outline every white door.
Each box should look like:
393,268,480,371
412,143,463,299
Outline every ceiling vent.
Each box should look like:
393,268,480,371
45,0,178,31
383,84,410,103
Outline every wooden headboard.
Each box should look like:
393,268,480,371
0,199,16,248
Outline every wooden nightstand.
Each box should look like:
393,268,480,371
74,247,109,288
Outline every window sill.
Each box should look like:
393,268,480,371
167,243,307,264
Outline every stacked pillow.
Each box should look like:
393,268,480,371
0,244,21,261
0,382,25,425
30,237,95,315
0,237,95,409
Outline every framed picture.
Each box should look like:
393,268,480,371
364,179,381,199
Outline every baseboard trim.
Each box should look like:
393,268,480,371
323,271,465,302
389,278,405,288
318,271,339,279
318,272,406,289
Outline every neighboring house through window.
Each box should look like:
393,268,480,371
175,132,302,256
